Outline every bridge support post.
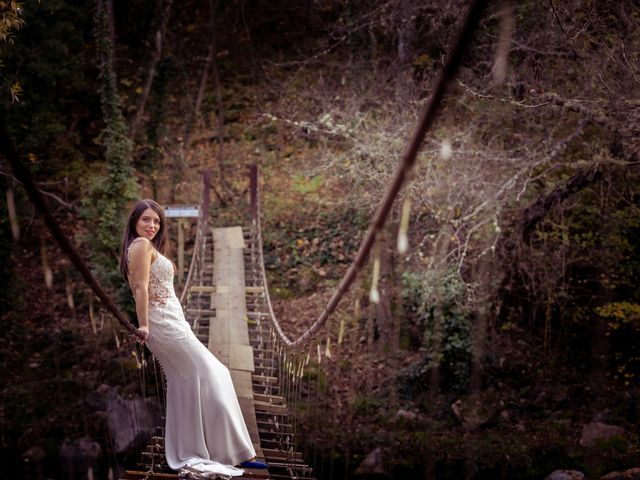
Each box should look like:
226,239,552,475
249,164,258,227
202,169,212,220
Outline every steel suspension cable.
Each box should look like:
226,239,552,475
252,0,490,348
0,120,142,338
1,119,208,339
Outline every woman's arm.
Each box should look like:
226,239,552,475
128,237,155,341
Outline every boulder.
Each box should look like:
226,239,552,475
451,391,500,431
355,447,388,478
60,436,101,461
579,422,625,447
23,446,47,480
86,383,110,411
23,446,46,461
545,470,586,480
392,409,423,423
59,436,101,480
106,387,162,454
600,468,640,480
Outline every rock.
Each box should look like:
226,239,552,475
59,436,101,479
592,410,610,422
23,446,46,461
60,436,101,461
106,387,161,454
392,409,422,423
296,266,319,293
22,446,47,479
86,384,110,411
600,467,640,480
550,386,569,403
545,470,586,480
579,422,625,447
107,356,143,384
451,391,500,431
354,447,388,477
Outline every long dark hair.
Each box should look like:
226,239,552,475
119,199,170,281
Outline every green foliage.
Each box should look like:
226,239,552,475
596,302,640,330
595,435,629,454
303,365,327,391
401,268,471,393
263,206,366,294
598,300,640,385
517,166,640,382
397,354,431,401
292,173,324,194
0,0,97,176
79,2,137,303
351,395,381,416
139,58,174,196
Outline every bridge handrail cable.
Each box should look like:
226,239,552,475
251,0,489,349
0,121,143,338
1,119,209,339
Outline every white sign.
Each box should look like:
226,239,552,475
164,205,200,218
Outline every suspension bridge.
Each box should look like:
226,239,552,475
122,169,316,480
0,1,488,478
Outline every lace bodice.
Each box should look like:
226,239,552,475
128,238,176,311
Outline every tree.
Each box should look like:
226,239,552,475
0,0,25,101
80,0,137,303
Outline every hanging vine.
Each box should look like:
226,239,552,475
80,0,138,301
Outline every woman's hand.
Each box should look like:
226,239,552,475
137,325,149,343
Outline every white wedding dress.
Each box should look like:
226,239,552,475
130,239,255,478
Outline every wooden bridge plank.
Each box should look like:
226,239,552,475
189,285,217,293
230,369,253,398
230,344,255,372
208,227,264,471
226,226,246,249
238,396,264,457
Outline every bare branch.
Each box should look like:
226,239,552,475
0,168,75,211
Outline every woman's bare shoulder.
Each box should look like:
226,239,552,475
130,236,152,248
128,237,157,260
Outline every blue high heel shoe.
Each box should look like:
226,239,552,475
239,459,268,469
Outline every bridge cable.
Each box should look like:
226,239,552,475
0,120,143,339
253,0,490,349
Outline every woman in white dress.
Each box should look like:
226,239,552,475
119,199,267,478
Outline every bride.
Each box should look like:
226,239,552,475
119,199,267,478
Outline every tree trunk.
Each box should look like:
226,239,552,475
210,31,230,195
193,0,215,121
129,0,174,141
395,0,416,65
469,252,493,393
394,0,417,99
520,164,603,242
194,0,231,196
427,223,454,395
590,312,612,399
6,183,19,241
389,220,403,355
105,0,115,67
374,229,393,354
